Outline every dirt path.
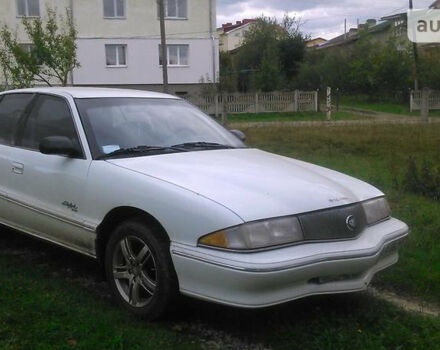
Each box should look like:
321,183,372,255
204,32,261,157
339,106,412,119
229,117,440,129
368,287,440,318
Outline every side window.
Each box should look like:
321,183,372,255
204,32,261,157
0,94,34,146
20,95,82,157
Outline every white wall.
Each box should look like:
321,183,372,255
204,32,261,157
73,0,215,39
74,37,219,85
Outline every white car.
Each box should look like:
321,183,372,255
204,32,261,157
0,87,408,319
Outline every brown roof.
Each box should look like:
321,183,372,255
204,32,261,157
221,19,257,33
430,0,440,8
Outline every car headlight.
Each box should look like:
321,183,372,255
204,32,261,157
362,197,391,225
198,216,304,251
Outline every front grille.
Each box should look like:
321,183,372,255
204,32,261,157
299,203,367,241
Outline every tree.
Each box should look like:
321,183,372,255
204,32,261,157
0,7,79,88
234,15,307,92
218,51,237,93
257,50,280,92
419,47,440,90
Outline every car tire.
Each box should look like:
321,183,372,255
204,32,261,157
105,218,178,320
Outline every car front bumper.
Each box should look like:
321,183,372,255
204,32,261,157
170,217,409,308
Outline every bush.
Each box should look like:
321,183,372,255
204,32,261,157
403,158,440,201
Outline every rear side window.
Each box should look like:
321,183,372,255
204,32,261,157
0,94,34,146
20,95,83,157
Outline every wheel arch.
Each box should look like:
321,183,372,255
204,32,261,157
95,206,170,268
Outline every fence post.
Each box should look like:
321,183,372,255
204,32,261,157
409,90,413,113
326,87,332,120
314,90,319,112
255,92,259,114
221,93,228,126
215,94,219,117
294,90,299,112
421,88,430,123
336,88,340,112
317,89,320,112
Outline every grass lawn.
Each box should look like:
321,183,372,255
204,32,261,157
340,96,440,117
244,123,440,304
213,111,369,123
0,231,439,350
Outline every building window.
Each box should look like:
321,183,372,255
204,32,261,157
19,44,43,65
159,0,187,19
105,45,127,67
159,45,189,66
103,0,125,18
16,0,40,17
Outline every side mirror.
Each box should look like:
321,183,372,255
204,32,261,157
230,129,246,142
39,136,78,157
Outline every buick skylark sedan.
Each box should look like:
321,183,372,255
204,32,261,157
0,88,409,319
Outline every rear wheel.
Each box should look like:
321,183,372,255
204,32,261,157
105,219,178,320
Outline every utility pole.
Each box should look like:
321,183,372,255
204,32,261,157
209,0,216,84
344,19,347,40
158,0,169,93
69,0,74,86
409,0,420,90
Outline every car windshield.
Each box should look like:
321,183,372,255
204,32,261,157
75,98,245,159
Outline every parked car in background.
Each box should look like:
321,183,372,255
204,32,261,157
0,88,409,319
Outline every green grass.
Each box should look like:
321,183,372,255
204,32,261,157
0,239,439,350
244,123,440,303
340,96,411,115
0,254,200,350
213,111,369,123
340,95,440,117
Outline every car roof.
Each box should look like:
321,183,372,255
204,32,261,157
0,87,179,99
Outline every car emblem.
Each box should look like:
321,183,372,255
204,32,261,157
346,215,357,231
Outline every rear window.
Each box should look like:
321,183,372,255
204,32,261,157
0,94,34,146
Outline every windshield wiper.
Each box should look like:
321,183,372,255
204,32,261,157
171,142,235,150
97,145,184,160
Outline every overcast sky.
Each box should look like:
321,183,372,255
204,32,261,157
217,0,434,39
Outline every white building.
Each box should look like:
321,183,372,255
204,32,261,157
218,19,256,53
0,0,219,94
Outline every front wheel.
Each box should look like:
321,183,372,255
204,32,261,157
105,219,178,320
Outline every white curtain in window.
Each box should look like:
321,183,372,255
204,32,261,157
106,45,117,66
104,0,125,17
179,45,188,65
168,46,178,65
177,0,187,18
116,0,125,17
103,0,114,17
16,0,26,16
27,0,40,16
117,46,126,65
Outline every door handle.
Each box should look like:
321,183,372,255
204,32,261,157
12,162,24,175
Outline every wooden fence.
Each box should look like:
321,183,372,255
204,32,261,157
410,90,440,111
184,91,318,115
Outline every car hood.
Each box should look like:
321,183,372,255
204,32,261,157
107,149,383,222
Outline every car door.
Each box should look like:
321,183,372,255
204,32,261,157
6,93,95,255
0,93,36,225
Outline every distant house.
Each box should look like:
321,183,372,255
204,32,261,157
430,0,440,8
306,37,327,48
218,19,257,53
319,16,409,51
